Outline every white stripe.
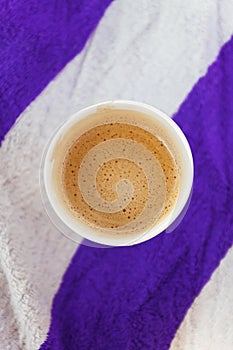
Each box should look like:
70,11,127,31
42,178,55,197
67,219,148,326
170,246,233,350
0,0,233,348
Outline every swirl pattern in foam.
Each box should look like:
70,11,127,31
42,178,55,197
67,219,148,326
52,109,179,240
78,138,165,230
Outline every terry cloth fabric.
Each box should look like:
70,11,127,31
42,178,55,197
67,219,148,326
0,1,233,349
0,0,114,145
40,37,233,350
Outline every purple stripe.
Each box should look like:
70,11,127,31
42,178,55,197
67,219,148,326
0,0,114,145
39,36,233,350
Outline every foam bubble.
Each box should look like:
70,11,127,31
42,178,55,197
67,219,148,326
58,118,179,238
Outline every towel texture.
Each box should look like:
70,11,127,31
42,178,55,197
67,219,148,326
0,0,113,144
40,37,233,350
0,1,233,349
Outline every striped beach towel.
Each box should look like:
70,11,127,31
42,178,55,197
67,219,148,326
0,1,233,349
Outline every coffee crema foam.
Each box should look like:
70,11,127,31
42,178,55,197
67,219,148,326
52,108,179,240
